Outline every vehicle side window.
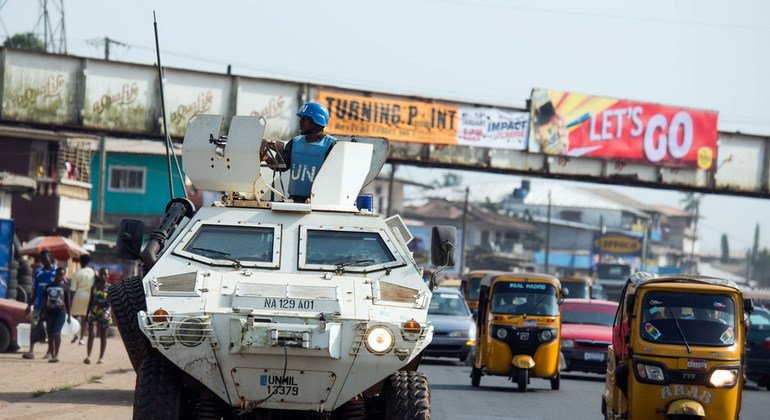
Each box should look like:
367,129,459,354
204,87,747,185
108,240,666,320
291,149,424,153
750,311,770,331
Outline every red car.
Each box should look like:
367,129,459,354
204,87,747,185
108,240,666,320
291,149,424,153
0,297,28,352
560,298,618,374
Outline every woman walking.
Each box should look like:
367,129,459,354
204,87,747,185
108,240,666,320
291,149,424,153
84,268,112,364
40,267,71,363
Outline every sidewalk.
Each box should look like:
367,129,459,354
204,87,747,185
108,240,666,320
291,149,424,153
0,334,135,419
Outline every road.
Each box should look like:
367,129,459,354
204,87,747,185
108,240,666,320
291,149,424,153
1,339,769,419
421,357,770,420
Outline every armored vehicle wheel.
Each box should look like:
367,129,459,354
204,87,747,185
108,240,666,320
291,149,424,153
470,367,481,387
134,355,182,420
109,276,150,372
382,371,431,419
516,368,528,392
550,372,560,390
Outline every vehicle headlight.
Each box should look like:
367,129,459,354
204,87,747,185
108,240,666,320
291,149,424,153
175,317,207,347
496,327,508,339
561,339,575,348
449,330,470,338
709,368,739,388
635,362,666,383
365,325,394,355
539,329,555,342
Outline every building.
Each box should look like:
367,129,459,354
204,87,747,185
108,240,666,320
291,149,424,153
0,126,96,243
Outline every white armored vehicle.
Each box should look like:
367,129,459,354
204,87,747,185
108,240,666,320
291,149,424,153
111,115,456,419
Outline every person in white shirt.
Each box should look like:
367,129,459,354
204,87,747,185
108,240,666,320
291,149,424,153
69,254,95,345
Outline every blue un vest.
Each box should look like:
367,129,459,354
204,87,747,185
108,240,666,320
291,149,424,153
288,134,336,198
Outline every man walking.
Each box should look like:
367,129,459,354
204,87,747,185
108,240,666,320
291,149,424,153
23,249,57,359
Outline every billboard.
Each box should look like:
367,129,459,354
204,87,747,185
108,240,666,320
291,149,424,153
457,107,529,150
318,91,458,144
164,69,232,138
529,89,719,170
1,51,80,125
82,61,157,133
235,79,300,140
592,233,643,257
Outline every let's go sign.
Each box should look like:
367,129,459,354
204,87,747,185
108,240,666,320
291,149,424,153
529,89,718,170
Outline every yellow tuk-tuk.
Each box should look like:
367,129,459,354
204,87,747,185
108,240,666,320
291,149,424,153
559,274,604,300
462,270,503,316
603,273,754,419
471,272,563,392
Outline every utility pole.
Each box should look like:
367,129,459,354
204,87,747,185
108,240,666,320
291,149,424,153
689,203,700,274
97,136,107,240
87,37,128,60
544,190,552,273
459,186,470,275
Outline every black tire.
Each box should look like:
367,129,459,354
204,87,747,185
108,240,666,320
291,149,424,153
109,276,151,372
0,322,11,353
471,367,481,387
133,355,182,420
382,370,431,420
550,372,560,390
7,277,17,300
15,285,28,304
517,368,528,392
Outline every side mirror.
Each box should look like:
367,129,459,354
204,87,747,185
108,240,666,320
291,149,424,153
116,219,144,260
744,298,755,315
430,226,456,267
562,287,570,297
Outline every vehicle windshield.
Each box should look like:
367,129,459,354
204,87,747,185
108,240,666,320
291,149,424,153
563,305,616,326
183,225,274,263
305,230,396,268
468,276,482,300
490,282,558,316
749,309,770,331
562,281,590,299
429,292,470,316
640,291,737,347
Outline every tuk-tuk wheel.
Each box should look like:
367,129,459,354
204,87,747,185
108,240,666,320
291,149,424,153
471,367,481,387
516,369,528,392
550,372,560,390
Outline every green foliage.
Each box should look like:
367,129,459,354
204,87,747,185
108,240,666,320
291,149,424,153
720,234,730,263
4,32,45,51
479,197,501,212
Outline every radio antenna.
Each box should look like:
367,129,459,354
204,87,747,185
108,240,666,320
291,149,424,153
153,11,187,200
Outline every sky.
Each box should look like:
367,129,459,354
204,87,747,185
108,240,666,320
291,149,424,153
1,0,769,253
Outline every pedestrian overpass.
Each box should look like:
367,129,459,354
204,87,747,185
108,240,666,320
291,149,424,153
1,47,768,198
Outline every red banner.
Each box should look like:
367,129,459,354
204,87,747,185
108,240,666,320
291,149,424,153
529,89,719,170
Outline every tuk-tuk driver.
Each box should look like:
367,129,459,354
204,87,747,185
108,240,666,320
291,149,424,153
263,102,337,203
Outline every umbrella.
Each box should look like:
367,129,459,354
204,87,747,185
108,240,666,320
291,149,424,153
19,235,89,261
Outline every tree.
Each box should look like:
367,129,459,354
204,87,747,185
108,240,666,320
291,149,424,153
752,223,760,265
3,32,45,51
720,234,730,263
752,248,770,287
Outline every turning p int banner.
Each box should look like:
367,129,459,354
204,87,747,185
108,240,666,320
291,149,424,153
528,88,719,170
318,91,458,144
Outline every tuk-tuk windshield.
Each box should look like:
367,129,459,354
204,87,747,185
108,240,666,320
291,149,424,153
640,291,736,347
468,277,482,300
561,281,590,299
490,282,558,316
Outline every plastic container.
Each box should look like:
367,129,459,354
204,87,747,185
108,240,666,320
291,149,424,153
60,317,81,337
16,323,30,348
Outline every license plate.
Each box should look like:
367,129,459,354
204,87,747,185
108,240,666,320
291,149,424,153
263,298,315,310
584,352,605,362
260,374,300,396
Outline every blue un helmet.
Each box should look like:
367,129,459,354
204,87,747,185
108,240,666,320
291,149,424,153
296,102,329,127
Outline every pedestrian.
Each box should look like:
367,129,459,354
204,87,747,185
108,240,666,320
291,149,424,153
262,102,337,203
40,267,71,363
23,249,57,359
84,267,112,364
70,254,95,345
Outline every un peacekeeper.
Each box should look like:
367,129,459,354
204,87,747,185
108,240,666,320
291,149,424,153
264,102,337,203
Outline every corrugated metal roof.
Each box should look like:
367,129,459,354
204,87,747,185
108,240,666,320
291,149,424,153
105,138,182,155
649,204,693,217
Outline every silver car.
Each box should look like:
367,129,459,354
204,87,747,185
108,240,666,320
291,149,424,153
425,287,476,361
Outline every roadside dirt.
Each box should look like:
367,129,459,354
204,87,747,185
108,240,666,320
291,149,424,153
0,333,135,419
